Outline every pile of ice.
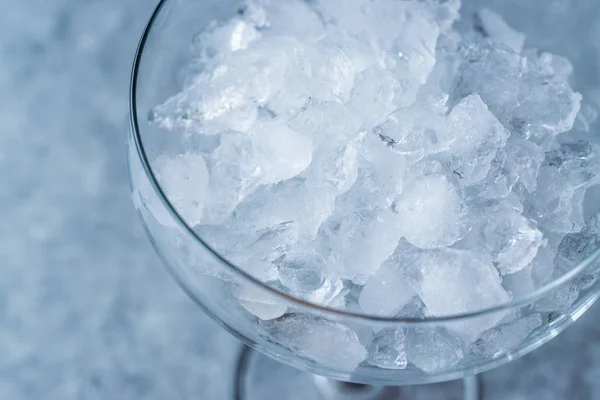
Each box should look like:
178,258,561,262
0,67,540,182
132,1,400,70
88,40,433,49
150,0,600,372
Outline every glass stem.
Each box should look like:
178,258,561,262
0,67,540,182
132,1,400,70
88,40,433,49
312,376,386,400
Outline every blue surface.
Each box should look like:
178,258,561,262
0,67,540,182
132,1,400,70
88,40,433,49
1,1,600,399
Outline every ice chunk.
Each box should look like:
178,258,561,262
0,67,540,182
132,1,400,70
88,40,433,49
472,314,542,356
232,177,332,239
475,8,526,53
275,244,344,305
258,314,368,370
346,67,402,129
367,329,407,370
453,43,580,142
359,253,416,316
533,219,600,311
505,138,545,192
502,267,536,299
405,328,463,373
154,36,291,134
468,149,519,201
531,163,585,234
535,284,579,312
480,206,545,275
551,141,600,190
452,41,523,123
233,284,288,320
394,175,469,249
249,0,325,41
304,131,365,195
334,150,406,216
512,51,582,140
202,132,261,224
154,153,209,227
301,31,372,102
288,100,361,143
503,245,555,297
319,209,404,284
151,71,258,135
374,104,454,160
406,247,511,341
197,221,298,282
197,18,262,58
446,94,510,186
555,216,600,269
251,118,313,185
315,0,445,55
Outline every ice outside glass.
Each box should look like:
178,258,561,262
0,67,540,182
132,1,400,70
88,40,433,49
128,0,600,398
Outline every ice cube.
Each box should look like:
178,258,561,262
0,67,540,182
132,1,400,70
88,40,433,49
405,328,463,373
151,72,258,136
367,329,407,370
232,177,334,239
374,104,454,160
555,217,600,268
154,34,301,136
552,141,600,190
503,245,555,297
418,30,462,103
472,314,542,356
154,153,210,227
202,132,261,224
502,267,536,299
287,100,361,143
303,130,365,195
346,67,402,129
394,174,469,249
319,209,404,284
250,118,313,185
301,31,372,102
275,244,344,305
533,221,599,312
480,206,545,275
504,138,545,192
451,41,523,123
475,8,525,53
233,284,288,320
252,0,325,41
535,284,579,312
258,314,368,370
359,253,416,317
468,149,520,201
197,18,262,57
334,151,406,216
446,94,510,186
407,247,511,342
197,221,298,282
512,51,582,140
531,164,585,234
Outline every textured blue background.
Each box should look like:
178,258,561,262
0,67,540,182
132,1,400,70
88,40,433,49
1,1,599,399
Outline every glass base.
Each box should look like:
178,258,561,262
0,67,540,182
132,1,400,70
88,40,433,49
234,346,480,400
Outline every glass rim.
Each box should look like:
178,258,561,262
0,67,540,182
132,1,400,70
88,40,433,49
129,0,600,324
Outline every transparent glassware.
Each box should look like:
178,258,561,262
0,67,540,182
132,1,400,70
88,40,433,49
128,0,600,398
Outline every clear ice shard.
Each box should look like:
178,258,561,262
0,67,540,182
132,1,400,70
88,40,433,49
445,94,510,186
367,329,408,370
359,253,416,316
405,328,464,373
394,174,469,249
472,314,542,356
154,152,210,227
395,243,511,342
258,314,368,370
